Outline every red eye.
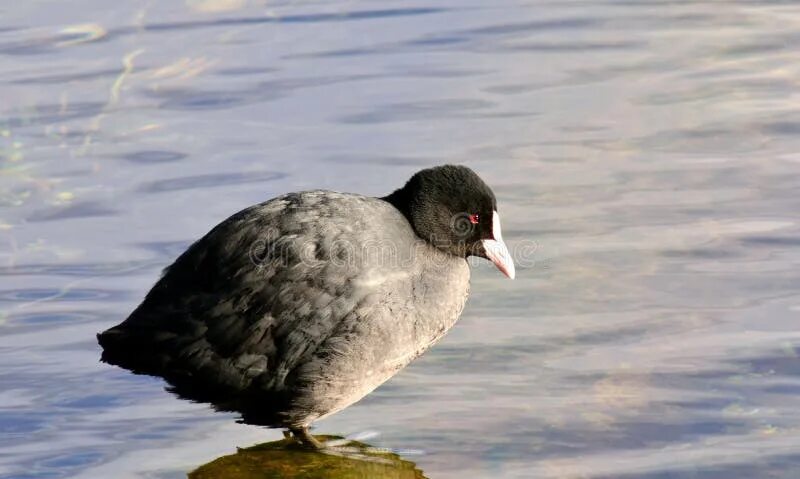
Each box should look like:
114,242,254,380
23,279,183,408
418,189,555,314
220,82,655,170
469,213,480,224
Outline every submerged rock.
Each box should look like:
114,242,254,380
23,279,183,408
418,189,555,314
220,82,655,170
189,436,427,479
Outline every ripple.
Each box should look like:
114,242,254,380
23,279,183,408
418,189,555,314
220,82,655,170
1,102,105,128
0,9,448,57
215,66,277,76
138,171,288,193
660,248,739,259
135,240,192,258
0,260,153,277
149,74,375,111
58,395,120,409
740,236,800,247
11,311,104,326
502,39,646,52
339,99,494,124
107,8,448,41
9,67,122,85
153,88,252,110
459,17,600,36
120,150,188,164
27,201,118,222
0,288,123,302
762,121,800,136
141,8,446,31
0,412,47,435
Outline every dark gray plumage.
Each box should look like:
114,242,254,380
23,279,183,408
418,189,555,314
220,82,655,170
98,165,513,448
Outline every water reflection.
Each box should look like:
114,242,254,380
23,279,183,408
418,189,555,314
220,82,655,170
189,437,426,479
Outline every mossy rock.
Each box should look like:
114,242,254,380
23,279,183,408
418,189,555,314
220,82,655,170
189,436,427,479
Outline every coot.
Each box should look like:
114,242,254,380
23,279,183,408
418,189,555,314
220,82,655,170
98,165,514,448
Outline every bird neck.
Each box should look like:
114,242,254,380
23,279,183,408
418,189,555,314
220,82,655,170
380,188,413,225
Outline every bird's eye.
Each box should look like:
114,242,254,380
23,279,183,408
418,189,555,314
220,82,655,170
468,213,480,224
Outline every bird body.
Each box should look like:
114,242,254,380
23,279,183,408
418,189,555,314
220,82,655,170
98,165,512,446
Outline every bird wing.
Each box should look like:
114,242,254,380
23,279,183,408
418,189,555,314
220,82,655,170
99,191,398,392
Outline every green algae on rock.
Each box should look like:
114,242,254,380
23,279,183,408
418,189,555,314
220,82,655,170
188,437,427,479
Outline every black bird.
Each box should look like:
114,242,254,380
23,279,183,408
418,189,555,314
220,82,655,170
98,165,514,448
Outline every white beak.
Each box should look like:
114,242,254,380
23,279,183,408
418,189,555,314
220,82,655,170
481,211,515,279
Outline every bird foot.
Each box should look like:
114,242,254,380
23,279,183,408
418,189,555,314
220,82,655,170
288,426,325,449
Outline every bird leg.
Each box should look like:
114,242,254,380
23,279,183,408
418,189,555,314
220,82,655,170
289,426,325,449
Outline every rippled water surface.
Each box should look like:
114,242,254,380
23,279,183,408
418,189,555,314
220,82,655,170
2,1,800,478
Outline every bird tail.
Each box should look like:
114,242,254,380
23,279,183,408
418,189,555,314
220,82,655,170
97,325,166,374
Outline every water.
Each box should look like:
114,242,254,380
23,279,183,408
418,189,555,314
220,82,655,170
1,0,800,477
